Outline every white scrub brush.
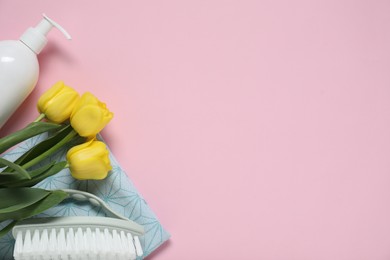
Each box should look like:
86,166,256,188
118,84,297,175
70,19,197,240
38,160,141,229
12,189,144,260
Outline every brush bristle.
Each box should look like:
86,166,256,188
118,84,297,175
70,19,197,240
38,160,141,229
13,227,143,260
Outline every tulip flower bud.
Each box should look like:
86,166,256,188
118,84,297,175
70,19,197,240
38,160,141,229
37,81,80,123
66,140,112,180
70,92,113,138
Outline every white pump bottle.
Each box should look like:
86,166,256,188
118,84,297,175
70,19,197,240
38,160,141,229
0,14,71,128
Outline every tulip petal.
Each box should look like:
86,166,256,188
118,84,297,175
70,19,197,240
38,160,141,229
43,91,80,123
66,139,94,160
37,81,80,123
66,140,112,180
37,81,65,113
70,159,110,180
71,105,104,137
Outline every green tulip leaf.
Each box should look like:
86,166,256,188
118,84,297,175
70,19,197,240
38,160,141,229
0,220,18,238
0,172,20,176
14,125,77,169
25,162,56,179
0,189,68,221
0,158,30,180
4,162,67,188
0,121,62,154
0,162,55,187
23,189,68,218
0,188,51,214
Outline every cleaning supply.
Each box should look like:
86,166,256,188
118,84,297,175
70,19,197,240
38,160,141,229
0,132,170,259
12,189,144,260
0,14,71,128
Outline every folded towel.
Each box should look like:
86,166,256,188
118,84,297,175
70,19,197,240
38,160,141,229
0,134,170,259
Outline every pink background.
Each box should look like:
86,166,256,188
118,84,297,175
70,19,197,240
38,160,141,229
1,0,390,259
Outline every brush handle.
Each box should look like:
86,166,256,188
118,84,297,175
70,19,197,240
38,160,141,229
61,189,128,221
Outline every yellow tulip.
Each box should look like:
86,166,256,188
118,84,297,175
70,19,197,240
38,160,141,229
37,81,80,123
66,140,112,180
70,92,113,138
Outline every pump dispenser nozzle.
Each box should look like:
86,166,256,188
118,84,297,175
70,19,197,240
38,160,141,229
20,14,71,54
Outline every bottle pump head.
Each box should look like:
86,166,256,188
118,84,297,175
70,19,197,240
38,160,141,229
20,14,71,54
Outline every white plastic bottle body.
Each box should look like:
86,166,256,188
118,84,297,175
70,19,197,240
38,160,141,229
0,40,39,128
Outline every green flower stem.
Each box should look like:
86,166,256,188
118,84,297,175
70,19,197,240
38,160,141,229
0,122,63,155
34,113,46,122
21,130,78,170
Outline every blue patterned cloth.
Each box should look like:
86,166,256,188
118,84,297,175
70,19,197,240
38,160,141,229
0,134,170,259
